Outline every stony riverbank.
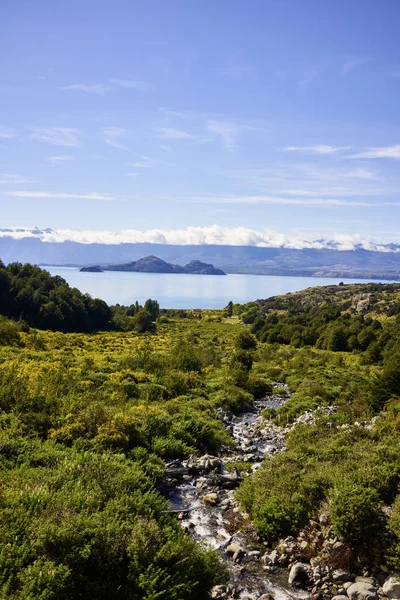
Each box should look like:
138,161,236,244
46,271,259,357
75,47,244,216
162,386,400,600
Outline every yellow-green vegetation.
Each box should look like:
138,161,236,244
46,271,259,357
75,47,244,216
232,284,400,568
0,307,272,598
1,267,400,596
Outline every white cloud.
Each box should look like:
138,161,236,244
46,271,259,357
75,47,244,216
347,145,400,159
0,174,35,184
158,107,192,119
226,162,387,199
283,145,349,154
125,157,154,169
0,128,17,139
0,224,397,252
299,67,322,89
47,155,76,163
60,83,111,94
109,78,153,92
156,127,209,142
342,57,371,74
206,120,259,150
345,167,376,180
160,144,173,153
186,194,394,208
103,127,132,152
30,127,82,147
6,191,113,201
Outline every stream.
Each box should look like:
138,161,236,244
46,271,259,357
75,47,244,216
163,386,309,600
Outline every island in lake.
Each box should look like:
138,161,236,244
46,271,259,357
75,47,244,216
80,265,103,273
81,255,226,275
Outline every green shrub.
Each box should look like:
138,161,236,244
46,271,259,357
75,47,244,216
246,375,273,398
213,386,253,413
235,330,257,350
330,483,382,544
387,493,400,570
0,317,23,347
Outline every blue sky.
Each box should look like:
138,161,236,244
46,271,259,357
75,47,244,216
1,0,400,246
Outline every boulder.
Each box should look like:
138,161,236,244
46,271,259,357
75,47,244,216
233,548,244,562
226,542,244,555
332,570,352,582
383,577,400,599
288,562,309,588
332,596,349,600
355,577,375,586
211,585,228,599
346,582,378,600
202,493,219,506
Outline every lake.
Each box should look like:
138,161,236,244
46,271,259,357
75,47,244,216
43,266,393,309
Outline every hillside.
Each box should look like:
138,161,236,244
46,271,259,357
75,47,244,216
1,232,400,279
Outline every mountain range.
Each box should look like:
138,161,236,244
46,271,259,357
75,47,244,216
1,229,400,280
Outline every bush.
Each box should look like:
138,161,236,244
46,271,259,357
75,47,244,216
0,317,22,347
213,386,253,413
387,493,400,570
246,375,273,398
330,483,382,544
235,330,257,350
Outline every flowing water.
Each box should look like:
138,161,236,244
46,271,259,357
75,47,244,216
163,387,308,600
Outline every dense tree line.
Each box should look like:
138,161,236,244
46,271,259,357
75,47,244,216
0,261,160,334
232,295,398,363
0,261,111,332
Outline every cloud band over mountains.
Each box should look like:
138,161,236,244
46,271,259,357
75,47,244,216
0,225,398,253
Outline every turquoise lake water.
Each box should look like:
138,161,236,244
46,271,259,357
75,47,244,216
43,266,393,309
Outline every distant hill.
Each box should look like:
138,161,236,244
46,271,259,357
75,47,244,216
100,256,226,275
80,265,103,273
1,231,400,280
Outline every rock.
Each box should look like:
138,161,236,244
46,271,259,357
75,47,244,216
196,477,208,490
233,548,244,562
248,550,261,558
333,570,353,582
356,578,376,586
261,553,272,565
211,585,228,599
299,540,308,551
269,550,279,566
383,577,400,599
278,554,289,567
259,595,274,600
288,562,309,588
202,493,219,506
226,542,244,555
332,596,349,600
347,582,379,600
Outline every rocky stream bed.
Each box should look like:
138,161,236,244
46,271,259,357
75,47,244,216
162,386,307,600
161,386,400,600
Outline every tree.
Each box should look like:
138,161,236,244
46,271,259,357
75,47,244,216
235,330,257,351
132,310,156,333
144,299,160,321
